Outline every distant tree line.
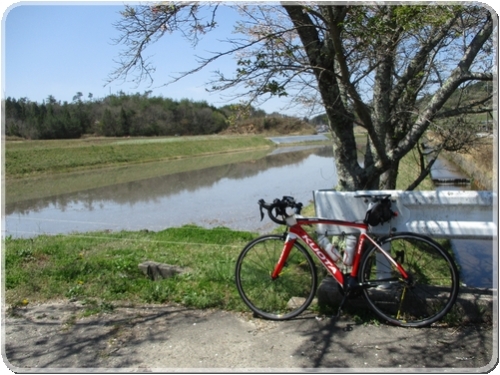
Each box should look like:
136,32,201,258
4,91,281,140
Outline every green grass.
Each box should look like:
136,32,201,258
396,148,436,190
5,135,273,179
4,226,255,313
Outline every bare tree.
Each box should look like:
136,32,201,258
109,3,494,190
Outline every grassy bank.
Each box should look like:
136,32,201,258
4,135,273,179
443,138,494,190
396,148,435,190
354,132,435,191
5,226,255,315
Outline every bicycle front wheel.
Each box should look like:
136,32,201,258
359,233,459,327
235,234,317,320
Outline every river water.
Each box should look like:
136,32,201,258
4,145,336,238
3,142,493,288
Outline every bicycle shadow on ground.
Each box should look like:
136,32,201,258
288,310,494,369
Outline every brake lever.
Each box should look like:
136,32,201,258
258,199,265,221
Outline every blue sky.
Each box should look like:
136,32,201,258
2,2,293,114
4,2,498,117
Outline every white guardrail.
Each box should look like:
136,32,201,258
313,190,497,239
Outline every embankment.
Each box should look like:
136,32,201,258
442,141,494,191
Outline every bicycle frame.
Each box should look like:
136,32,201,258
271,216,409,290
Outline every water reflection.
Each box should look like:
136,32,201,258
5,147,273,206
5,146,336,237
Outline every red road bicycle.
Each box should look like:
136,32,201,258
235,195,459,327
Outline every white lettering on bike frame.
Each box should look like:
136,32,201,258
283,218,408,284
288,227,344,285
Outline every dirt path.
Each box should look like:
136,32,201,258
2,301,496,371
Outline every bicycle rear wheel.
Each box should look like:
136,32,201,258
359,233,459,327
235,234,317,320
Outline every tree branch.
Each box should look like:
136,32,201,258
392,12,493,163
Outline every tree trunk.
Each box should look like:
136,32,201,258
380,166,399,190
284,5,367,191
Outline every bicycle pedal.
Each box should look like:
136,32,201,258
336,294,349,318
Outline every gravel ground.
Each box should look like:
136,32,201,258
2,301,497,372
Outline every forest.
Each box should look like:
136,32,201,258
5,82,489,141
4,92,311,140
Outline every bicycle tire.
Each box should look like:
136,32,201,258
235,234,317,320
359,232,459,327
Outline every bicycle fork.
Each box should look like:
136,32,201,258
270,233,296,280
